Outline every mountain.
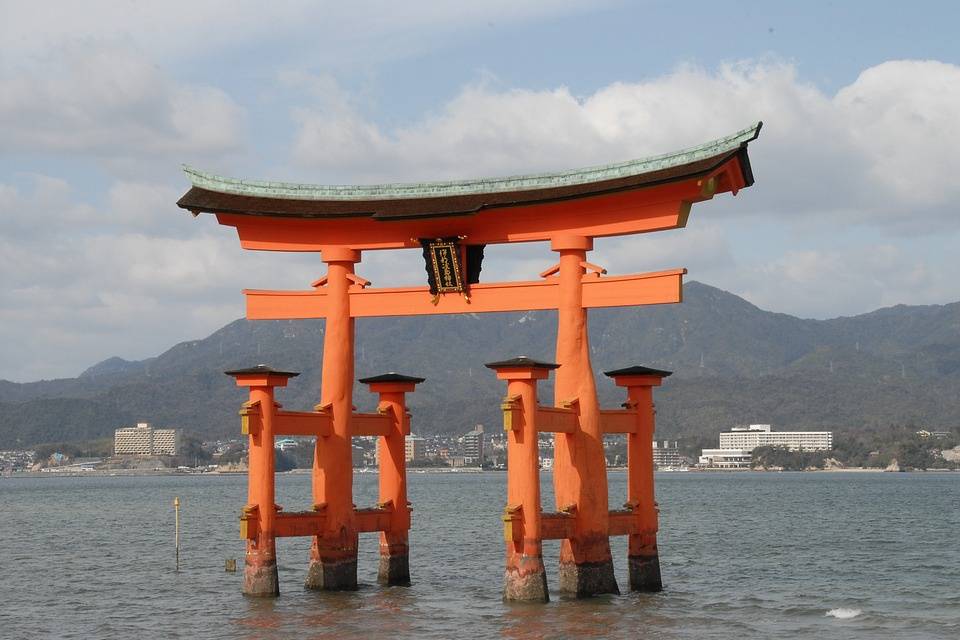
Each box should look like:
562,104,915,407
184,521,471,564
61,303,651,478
2,281,960,448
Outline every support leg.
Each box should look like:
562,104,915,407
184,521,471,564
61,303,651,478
629,533,662,592
552,236,618,597
628,384,662,592
306,248,360,591
378,532,410,586
244,388,279,597
503,376,548,602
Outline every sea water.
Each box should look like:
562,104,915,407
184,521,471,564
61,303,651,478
1,471,958,639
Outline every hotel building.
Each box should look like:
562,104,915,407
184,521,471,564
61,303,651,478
652,440,683,468
405,435,426,462
114,422,181,456
719,424,833,451
699,424,833,469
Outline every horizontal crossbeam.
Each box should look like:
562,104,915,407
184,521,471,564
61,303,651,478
535,407,579,433
505,509,647,541
599,409,638,434
351,412,392,436
245,268,685,320
275,410,332,437
241,506,397,539
541,512,576,540
242,407,394,437
608,510,640,537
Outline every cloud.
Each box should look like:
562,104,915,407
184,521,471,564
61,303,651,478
0,1,604,68
0,176,318,381
834,60,960,208
0,42,245,163
735,245,953,319
5,53,960,381
287,60,960,230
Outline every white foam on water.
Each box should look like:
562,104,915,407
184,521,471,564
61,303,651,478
825,608,862,620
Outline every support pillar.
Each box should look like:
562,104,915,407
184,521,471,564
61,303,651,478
551,235,618,597
361,373,425,586
307,247,362,591
226,365,299,597
487,357,555,602
606,365,672,592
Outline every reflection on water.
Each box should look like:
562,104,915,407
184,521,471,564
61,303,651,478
2,472,959,639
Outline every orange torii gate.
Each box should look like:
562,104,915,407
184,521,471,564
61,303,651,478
177,122,761,601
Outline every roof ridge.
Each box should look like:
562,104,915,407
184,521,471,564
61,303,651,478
183,122,761,202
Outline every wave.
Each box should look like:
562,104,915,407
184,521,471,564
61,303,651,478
825,608,862,620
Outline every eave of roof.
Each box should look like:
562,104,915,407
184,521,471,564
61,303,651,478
177,122,760,220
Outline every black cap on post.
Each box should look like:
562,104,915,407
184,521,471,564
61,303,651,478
358,372,426,384
484,356,560,370
603,365,672,379
225,364,300,378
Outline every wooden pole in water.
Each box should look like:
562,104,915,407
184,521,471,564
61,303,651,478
174,496,180,572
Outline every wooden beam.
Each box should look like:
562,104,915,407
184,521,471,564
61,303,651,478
355,507,393,533
535,406,579,434
273,410,333,437
245,268,685,320
541,512,576,540
608,509,639,537
220,190,698,252
599,409,638,434
243,511,328,539
242,506,395,539
350,413,392,437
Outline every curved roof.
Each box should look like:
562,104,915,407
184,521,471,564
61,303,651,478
177,122,760,221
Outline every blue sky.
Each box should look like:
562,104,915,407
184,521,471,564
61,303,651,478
1,1,959,381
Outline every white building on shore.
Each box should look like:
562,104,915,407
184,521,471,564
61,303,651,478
114,422,181,456
719,424,833,451
652,440,683,469
698,448,754,469
699,424,833,469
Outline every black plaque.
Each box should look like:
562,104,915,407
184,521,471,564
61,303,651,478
421,238,464,294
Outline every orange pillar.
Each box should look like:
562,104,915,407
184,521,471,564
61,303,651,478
307,247,361,591
361,373,425,586
606,365,671,592
487,357,554,602
551,235,618,597
226,365,299,597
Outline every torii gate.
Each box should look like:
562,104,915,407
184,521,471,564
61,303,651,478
178,122,761,601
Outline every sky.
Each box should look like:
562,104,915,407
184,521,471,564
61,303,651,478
1,0,959,382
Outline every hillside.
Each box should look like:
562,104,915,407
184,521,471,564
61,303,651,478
2,281,959,448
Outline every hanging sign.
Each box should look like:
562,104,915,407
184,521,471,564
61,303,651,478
420,237,465,301
419,237,486,304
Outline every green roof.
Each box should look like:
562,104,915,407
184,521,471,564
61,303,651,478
183,122,761,202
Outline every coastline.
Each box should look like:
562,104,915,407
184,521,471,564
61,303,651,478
5,466,957,479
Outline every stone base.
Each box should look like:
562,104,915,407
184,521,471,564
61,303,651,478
628,554,662,592
305,556,358,591
378,553,410,586
504,557,549,603
243,557,279,597
558,559,619,598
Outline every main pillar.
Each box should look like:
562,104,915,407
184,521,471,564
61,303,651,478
306,247,362,590
551,235,618,596
360,373,425,586
226,365,299,597
606,365,671,592
487,357,555,602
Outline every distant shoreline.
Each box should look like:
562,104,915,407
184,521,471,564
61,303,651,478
5,466,957,479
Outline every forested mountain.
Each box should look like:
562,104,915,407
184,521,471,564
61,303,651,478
3,281,959,448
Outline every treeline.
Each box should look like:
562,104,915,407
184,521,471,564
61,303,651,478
32,438,114,461
750,446,829,471
32,433,213,468
751,424,959,471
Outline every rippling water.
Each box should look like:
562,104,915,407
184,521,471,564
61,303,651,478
2,471,958,639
